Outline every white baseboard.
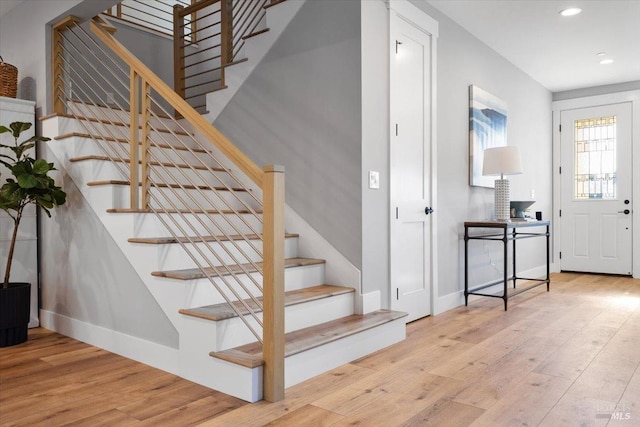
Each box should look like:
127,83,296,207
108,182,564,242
40,310,180,375
360,290,382,314
434,263,550,315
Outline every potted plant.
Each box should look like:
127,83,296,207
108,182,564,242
0,121,66,347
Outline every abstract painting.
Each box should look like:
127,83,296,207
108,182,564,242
469,85,508,187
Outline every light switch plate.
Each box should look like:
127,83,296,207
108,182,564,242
369,171,380,189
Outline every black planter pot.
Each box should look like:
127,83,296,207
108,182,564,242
0,282,31,347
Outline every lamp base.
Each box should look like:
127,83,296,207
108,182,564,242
494,179,510,221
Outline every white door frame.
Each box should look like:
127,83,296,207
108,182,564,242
388,0,439,314
552,90,640,279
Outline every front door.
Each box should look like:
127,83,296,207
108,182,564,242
390,8,434,322
560,102,633,275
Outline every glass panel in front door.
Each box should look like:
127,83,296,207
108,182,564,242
574,115,616,200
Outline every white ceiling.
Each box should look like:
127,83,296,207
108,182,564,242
426,0,640,93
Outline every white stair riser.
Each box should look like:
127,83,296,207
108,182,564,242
145,261,325,325
58,120,199,150
129,236,298,271
212,292,355,351
66,102,187,133
179,317,262,402
175,262,326,309
132,211,264,238
60,137,215,168
180,314,406,403
105,184,260,212
64,158,237,189
283,316,406,388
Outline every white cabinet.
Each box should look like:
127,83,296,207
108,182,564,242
0,96,39,327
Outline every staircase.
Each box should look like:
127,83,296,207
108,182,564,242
43,4,407,403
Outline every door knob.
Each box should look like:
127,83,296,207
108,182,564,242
618,209,630,215
425,207,434,215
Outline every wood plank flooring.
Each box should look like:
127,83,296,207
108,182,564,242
1,272,638,426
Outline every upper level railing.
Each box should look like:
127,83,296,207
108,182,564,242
174,0,270,112
51,14,285,402
105,0,193,39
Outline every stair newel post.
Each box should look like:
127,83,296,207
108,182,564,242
262,165,285,402
140,79,151,209
173,4,186,108
220,0,234,86
129,70,140,209
51,17,79,115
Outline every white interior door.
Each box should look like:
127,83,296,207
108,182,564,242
390,8,434,322
560,102,633,275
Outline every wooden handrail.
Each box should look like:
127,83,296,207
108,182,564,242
54,14,286,401
90,15,264,187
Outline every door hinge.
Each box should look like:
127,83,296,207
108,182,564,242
395,123,398,136
559,124,562,132
559,209,562,217
396,288,399,300
395,207,399,219
559,252,562,259
559,166,562,174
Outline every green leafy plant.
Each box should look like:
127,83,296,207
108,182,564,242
0,122,66,288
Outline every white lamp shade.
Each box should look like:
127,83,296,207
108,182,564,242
482,146,523,176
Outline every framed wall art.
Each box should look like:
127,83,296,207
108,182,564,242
469,85,507,188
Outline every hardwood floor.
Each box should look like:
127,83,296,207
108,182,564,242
1,272,638,426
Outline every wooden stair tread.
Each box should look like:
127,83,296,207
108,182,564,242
128,233,298,245
107,208,261,215
179,284,354,321
264,0,287,9
210,310,408,368
243,28,269,40
55,132,205,153
151,257,325,280
86,180,247,192
70,155,226,172
208,85,229,94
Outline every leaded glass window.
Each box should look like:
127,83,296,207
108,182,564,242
574,116,616,199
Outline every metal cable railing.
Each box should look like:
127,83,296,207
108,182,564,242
174,0,270,112
105,0,192,39
52,16,285,345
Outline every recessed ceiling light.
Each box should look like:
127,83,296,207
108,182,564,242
560,7,582,17
600,59,614,65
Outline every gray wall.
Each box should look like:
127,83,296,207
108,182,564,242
359,0,553,307
1,0,177,347
40,161,178,347
215,0,363,268
413,0,553,299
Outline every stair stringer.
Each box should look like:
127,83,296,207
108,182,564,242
202,0,307,122
42,114,396,403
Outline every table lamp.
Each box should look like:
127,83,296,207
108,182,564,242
482,146,523,221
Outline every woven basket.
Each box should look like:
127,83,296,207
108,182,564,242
0,56,18,98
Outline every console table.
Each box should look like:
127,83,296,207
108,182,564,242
464,220,550,310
